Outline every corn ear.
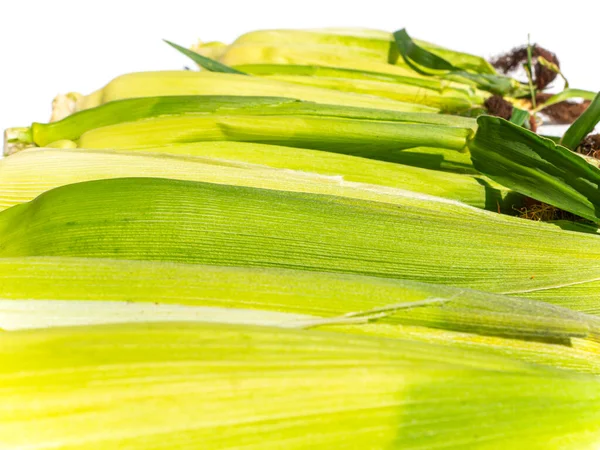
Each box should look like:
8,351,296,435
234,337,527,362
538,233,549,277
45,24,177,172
255,74,483,112
0,256,592,338
73,114,472,154
8,95,476,151
2,256,600,375
2,321,600,449
0,146,511,211
53,71,437,119
19,101,473,155
4,93,479,173
3,25,599,449
205,28,496,75
1,177,599,307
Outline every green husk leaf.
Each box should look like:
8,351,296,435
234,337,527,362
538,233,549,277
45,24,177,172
525,36,537,109
4,256,600,376
393,29,525,96
221,28,497,80
378,145,478,174
213,41,427,78
10,95,475,149
469,116,600,222
164,39,246,74
235,63,454,89
73,114,472,155
413,38,497,75
0,146,508,212
30,96,300,146
393,29,455,73
561,91,600,150
509,106,530,126
2,177,600,302
2,321,600,449
256,73,483,112
62,71,439,116
2,256,600,349
224,28,496,75
533,88,597,113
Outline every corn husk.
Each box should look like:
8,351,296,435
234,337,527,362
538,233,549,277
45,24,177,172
196,28,496,76
0,177,599,307
234,63,466,88
388,145,478,173
72,114,471,155
8,95,475,152
0,146,511,211
208,42,421,77
2,256,600,375
255,74,483,112
7,96,475,168
2,321,600,449
52,71,437,120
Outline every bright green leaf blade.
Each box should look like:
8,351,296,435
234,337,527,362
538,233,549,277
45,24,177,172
2,321,600,449
562,92,600,150
393,29,455,73
393,29,523,96
1,177,600,298
413,38,497,75
533,88,597,113
469,116,600,222
525,37,536,109
31,96,301,146
509,106,530,126
164,39,246,74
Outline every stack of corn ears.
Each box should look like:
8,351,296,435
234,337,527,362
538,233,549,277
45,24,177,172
3,27,600,449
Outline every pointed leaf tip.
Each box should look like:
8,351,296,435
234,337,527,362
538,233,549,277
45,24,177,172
164,39,246,75
562,92,600,150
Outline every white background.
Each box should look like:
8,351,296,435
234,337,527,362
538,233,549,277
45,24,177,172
1,0,598,133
